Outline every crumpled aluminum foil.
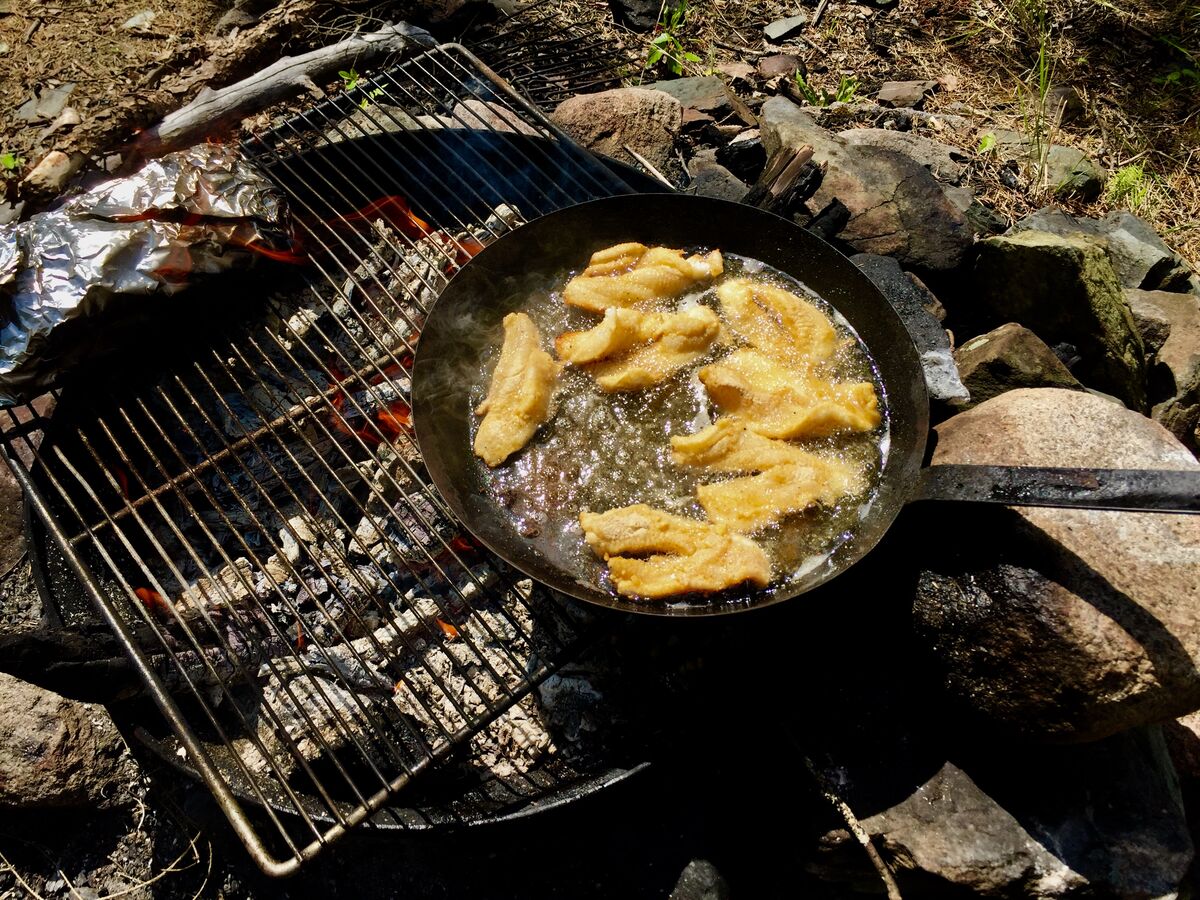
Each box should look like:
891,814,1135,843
0,145,291,405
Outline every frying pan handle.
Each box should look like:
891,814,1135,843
915,465,1200,513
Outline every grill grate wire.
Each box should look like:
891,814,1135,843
1,44,650,875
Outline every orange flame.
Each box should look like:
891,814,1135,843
449,536,477,554
111,465,130,500
294,614,306,651
134,586,171,617
231,238,309,265
336,196,432,240
436,618,460,641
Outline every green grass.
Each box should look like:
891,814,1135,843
792,72,860,106
1106,162,1155,213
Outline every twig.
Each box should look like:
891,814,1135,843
812,0,833,29
60,832,203,900
622,144,674,188
0,850,48,900
0,550,28,586
803,755,903,900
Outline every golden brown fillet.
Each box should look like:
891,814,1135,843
555,306,717,364
670,418,829,472
604,537,771,599
699,349,881,439
473,312,561,467
697,459,865,533
579,504,771,598
716,278,837,365
580,307,723,392
563,245,724,313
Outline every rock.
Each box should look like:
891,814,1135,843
715,129,765,183
837,127,966,184
715,61,754,88
551,88,682,174
21,150,83,195
1011,207,1195,291
1045,83,1085,124
1101,210,1196,292
212,5,258,34
669,860,729,900
1044,144,1105,201
646,76,754,125
0,673,137,808
972,230,1146,408
34,82,74,120
913,388,1200,742
1126,288,1175,357
42,106,81,137
454,99,539,136
686,154,748,203
119,9,155,31
814,727,1193,898
764,14,808,42
1156,369,1200,455
607,0,671,30
851,254,966,402
875,79,938,109
760,97,972,272
756,53,801,80
1125,289,1200,400
953,323,1083,408
1165,711,1200,782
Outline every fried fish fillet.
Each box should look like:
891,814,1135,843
575,307,723,391
563,245,724,313
716,278,837,365
697,459,865,533
579,504,771,599
554,306,716,364
670,418,828,472
699,349,880,439
473,312,561,467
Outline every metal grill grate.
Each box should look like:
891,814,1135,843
1,44,649,875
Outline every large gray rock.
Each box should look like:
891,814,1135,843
874,79,938,109
954,323,1083,408
838,127,966,184
813,728,1193,898
759,97,972,272
913,388,1200,742
972,230,1147,409
1156,369,1200,455
1012,207,1196,292
551,88,682,174
982,130,1105,200
0,672,136,808
686,151,748,203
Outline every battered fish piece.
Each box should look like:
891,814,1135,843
555,306,716,364
580,504,771,598
670,418,828,472
563,245,724,313
473,312,561,467
580,307,723,392
717,278,837,365
697,459,865,533
699,349,880,439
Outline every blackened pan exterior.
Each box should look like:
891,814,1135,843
412,194,929,615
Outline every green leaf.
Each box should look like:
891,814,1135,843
646,46,665,65
650,33,672,46
682,51,701,62
0,152,17,171
977,132,997,153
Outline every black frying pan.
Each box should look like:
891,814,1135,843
412,194,1200,617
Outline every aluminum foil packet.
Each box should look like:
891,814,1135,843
0,145,292,406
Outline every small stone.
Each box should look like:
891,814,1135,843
15,96,39,123
551,88,682,175
646,76,754,125
0,673,137,808
715,128,765,183
971,230,1146,408
953,323,1083,408
715,61,754,87
913,388,1200,741
669,859,729,900
875,79,938,108
1044,145,1104,201
21,150,82,194
212,5,257,34
756,53,801,80
764,14,809,42
120,9,155,30
1045,83,1085,124
453,99,539,135
607,0,672,31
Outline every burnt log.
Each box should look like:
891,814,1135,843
743,144,822,218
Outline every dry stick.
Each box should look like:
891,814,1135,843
132,23,434,159
622,144,674,188
803,755,903,900
811,0,833,29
